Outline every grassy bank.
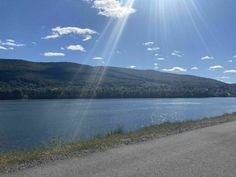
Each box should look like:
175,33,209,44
1,112,236,173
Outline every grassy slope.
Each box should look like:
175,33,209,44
1,112,236,173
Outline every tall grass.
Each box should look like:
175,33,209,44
106,124,125,136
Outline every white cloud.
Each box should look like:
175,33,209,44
162,67,187,73
147,47,160,51
224,70,236,74
129,65,136,69
228,60,233,63
153,63,159,69
43,52,65,57
92,0,136,18
157,57,165,61
154,53,159,56
191,67,199,70
154,63,158,66
171,50,183,58
233,55,236,58
143,42,154,46
0,46,7,50
8,47,14,50
201,56,214,60
6,39,15,43
93,56,103,60
209,65,224,71
0,39,25,50
67,44,86,52
42,26,97,41
83,35,92,42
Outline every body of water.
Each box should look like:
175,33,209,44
0,98,236,152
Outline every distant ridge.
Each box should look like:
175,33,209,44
0,59,235,99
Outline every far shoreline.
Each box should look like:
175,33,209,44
0,96,236,101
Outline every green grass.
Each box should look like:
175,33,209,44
1,112,236,173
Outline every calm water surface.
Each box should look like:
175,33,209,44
0,98,236,152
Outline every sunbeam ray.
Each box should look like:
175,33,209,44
68,0,136,139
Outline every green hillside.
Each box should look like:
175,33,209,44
0,59,235,99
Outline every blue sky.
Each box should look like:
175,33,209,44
0,0,236,83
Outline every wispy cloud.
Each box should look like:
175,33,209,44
83,35,92,41
6,39,15,43
67,44,86,52
171,50,183,58
129,65,136,69
42,26,97,41
147,47,160,51
157,57,165,61
0,39,25,50
209,65,224,71
43,52,65,57
143,42,154,46
191,66,199,70
201,56,214,60
224,70,236,74
153,63,159,69
0,46,7,50
162,67,187,73
91,0,136,18
92,56,103,60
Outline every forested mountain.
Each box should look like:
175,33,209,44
0,59,235,99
